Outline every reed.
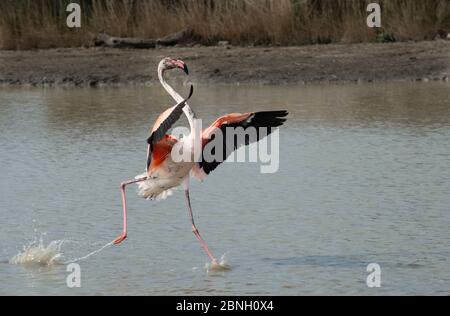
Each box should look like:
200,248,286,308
0,0,449,49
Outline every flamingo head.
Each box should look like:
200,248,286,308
159,57,189,75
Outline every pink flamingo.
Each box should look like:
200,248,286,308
113,57,287,265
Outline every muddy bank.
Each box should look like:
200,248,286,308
0,41,449,86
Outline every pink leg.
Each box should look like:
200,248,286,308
185,189,218,264
113,177,148,245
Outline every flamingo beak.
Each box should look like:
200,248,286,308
174,60,189,75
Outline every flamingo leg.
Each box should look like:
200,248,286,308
113,177,148,245
185,189,218,264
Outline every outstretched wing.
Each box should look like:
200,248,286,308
145,84,193,171
147,84,193,148
193,110,288,178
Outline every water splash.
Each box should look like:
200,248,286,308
9,235,64,266
205,253,231,273
64,241,113,264
9,233,114,266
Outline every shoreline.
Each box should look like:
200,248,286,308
0,41,449,87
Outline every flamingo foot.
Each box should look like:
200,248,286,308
205,254,231,272
113,233,127,245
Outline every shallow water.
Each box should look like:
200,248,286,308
0,82,449,295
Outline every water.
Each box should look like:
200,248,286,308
0,82,449,295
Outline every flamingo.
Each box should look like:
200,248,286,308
113,57,288,265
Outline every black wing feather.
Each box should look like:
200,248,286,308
147,84,193,148
199,110,288,175
145,84,193,170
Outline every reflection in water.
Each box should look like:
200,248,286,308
31,81,450,131
0,82,449,295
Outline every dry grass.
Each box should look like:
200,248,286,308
0,0,449,50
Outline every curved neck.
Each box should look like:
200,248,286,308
158,67,195,130
158,68,183,103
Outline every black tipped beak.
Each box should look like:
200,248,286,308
174,60,189,75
